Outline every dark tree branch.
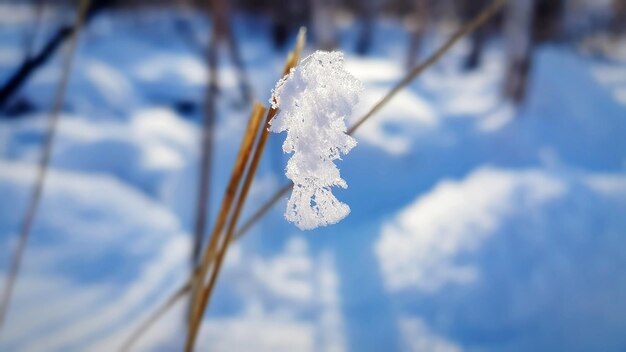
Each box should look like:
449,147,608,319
0,0,110,112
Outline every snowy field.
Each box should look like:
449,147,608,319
1,7,626,352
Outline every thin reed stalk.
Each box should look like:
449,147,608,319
185,104,269,351
118,0,506,344
188,102,266,326
0,0,90,331
185,28,306,351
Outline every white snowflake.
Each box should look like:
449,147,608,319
269,51,363,230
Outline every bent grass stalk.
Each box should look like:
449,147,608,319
187,102,266,328
185,104,270,351
186,102,267,342
185,27,306,352
119,0,506,346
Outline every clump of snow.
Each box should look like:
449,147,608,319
269,51,363,230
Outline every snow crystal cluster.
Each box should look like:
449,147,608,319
269,51,363,230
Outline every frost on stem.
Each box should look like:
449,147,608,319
269,51,363,230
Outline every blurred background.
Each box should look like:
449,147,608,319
0,0,625,351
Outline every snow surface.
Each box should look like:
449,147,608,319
0,8,625,352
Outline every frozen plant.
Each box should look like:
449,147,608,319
269,51,363,230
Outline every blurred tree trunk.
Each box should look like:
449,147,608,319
460,0,492,70
534,0,564,42
406,0,430,68
312,0,338,50
209,0,251,103
192,0,253,265
503,0,536,104
355,0,375,55
612,0,626,37
269,0,309,50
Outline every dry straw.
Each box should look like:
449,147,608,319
185,29,307,351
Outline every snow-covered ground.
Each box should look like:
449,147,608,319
1,7,626,352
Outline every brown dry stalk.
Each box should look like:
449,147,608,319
0,0,91,331
236,0,508,239
119,0,506,342
184,105,270,351
187,102,266,328
185,28,306,352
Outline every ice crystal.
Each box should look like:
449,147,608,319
269,51,363,230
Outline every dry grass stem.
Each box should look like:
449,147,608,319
185,28,306,352
188,102,266,326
